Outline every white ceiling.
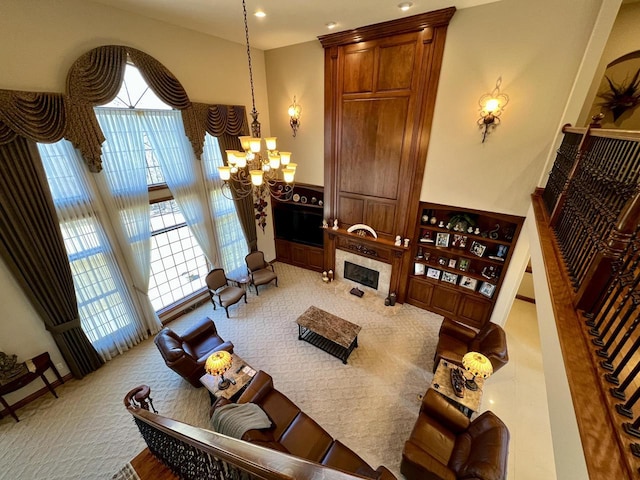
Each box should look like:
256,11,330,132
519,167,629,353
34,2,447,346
88,0,499,51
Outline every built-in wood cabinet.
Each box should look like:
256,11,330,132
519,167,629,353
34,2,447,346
319,8,456,246
407,202,524,328
272,184,325,273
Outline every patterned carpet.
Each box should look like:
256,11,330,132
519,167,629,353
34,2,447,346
0,263,443,479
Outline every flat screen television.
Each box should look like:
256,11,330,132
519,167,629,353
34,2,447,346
273,205,323,248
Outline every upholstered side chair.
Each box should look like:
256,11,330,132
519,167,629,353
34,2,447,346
245,251,278,295
205,268,247,318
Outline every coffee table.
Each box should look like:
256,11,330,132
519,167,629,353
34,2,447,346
431,359,484,417
296,306,361,364
199,353,257,401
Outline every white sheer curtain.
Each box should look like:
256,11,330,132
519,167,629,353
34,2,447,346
38,140,148,360
94,108,161,333
138,110,220,267
202,133,247,275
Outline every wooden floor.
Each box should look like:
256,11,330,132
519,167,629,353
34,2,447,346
130,448,178,480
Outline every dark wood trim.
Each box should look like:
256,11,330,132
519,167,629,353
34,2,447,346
318,7,456,47
515,294,535,304
532,191,633,479
0,373,73,418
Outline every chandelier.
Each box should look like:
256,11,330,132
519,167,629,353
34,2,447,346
218,0,296,202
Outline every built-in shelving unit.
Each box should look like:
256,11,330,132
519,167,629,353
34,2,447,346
407,202,524,328
272,183,325,273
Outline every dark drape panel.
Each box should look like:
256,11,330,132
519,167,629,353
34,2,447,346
0,137,102,377
217,132,258,252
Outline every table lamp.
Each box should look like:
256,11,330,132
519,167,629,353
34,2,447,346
205,351,234,390
461,351,493,391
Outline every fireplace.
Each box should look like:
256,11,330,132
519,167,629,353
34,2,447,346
344,261,379,290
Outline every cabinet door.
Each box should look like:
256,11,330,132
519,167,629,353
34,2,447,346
307,248,325,272
275,239,292,263
430,285,461,317
291,244,308,267
407,278,434,310
457,295,492,329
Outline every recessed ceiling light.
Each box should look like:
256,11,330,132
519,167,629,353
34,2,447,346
398,2,413,11
254,10,266,18
326,22,337,29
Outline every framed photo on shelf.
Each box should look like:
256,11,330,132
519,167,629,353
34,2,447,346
435,232,450,247
452,234,468,249
488,244,509,261
458,258,470,272
438,257,448,266
426,268,441,280
448,258,457,269
414,263,425,275
479,281,496,298
441,271,459,285
420,231,434,243
459,275,478,291
470,241,486,257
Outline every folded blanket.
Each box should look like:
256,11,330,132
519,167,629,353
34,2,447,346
210,402,271,439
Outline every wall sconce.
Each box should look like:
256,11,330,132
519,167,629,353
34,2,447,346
477,77,509,143
288,96,301,137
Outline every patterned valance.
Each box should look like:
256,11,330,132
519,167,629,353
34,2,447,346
0,45,248,171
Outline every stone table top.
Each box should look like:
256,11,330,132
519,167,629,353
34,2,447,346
295,306,361,349
431,359,484,414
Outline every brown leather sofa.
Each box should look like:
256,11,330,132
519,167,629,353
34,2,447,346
401,388,509,480
213,371,396,479
154,317,234,387
433,318,509,374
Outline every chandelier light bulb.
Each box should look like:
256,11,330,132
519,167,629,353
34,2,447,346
218,166,231,181
485,98,500,113
287,162,297,172
269,154,281,169
235,153,247,168
264,137,277,151
279,151,291,165
250,170,264,186
239,136,252,151
283,168,295,183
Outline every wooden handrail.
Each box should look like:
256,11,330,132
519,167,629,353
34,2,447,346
532,192,633,479
127,406,375,480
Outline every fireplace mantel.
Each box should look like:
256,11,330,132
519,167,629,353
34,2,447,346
324,228,412,302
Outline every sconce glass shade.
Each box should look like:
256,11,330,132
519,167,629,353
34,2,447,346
250,169,264,186
478,77,509,142
288,96,301,137
484,98,500,113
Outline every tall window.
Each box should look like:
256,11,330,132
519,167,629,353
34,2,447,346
100,63,247,311
38,140,143,359
148,200,210,311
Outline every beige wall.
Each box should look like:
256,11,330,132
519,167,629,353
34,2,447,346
0,0,271,399
579,2,640,127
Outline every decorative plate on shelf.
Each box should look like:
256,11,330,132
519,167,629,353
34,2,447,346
293,194,300,202
300,196,308,204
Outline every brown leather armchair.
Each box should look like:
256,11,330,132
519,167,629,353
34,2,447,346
245,251,278,295
401,388,509,480
154,317,234,387
433,318,509,374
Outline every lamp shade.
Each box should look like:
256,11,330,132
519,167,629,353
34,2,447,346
462,351,493,379
279,152,291,165
205,350,232,377
218,166,231,181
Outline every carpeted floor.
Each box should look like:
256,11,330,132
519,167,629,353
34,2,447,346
0,263,444,479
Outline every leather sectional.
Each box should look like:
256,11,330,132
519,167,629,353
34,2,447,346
212,370,396,480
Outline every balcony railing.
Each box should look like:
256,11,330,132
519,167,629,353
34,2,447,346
536,122,640,479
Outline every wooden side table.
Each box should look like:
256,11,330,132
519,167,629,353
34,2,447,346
0,352,64,422
431,359,484,418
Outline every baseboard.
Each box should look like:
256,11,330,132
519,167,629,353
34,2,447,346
0,373,73,418
515,294,535,304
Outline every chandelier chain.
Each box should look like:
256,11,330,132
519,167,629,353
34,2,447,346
242,0,257,119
